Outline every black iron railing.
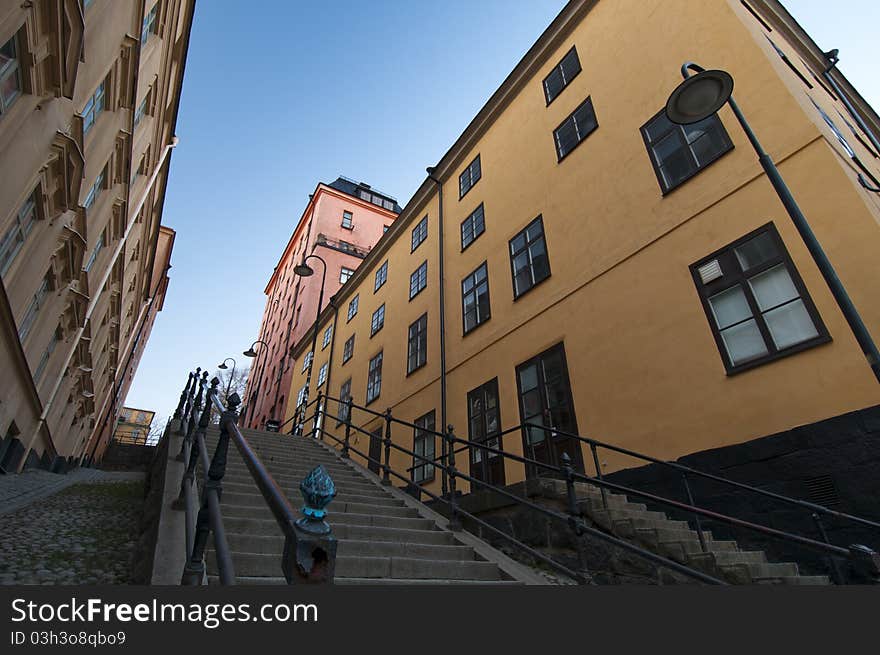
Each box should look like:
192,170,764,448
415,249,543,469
170,369,337,585
288,391,880,584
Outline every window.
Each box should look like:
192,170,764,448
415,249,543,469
462,262,491,333
134,94,149,127
337,378,352,423
341,210,353,229
0,33,22,116
554,96,598,161
317,362,328,386
34,326,62,383
295,384,308,410
340,267,354,284
459,155,481,199
467,378,504,485
142,2,159,43
84,232,104,273
1,189,38,276
322,325,332,349
407,313,428,374
366,351,383,404
374,260,388,292
301,350,313,373
358,189,396,211
347,294,359,321
342,335,355,363
412,410,436,483
83,168,106,210
411,215,428,252
461,203,485,250
370,304,385,336
690,223,829,374
82,80,106,136
641,109,733,194
543,46,581,105
509,216,550,298
409,261,427,300
18,273,52,342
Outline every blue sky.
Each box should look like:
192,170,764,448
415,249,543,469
127,1,880,422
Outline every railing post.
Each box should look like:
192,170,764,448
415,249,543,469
341,398,352,459
681,473,708,553
589,442,608,511
381,408,392,486
446,425,461,531
175,377,219,510
173,371,194,422
176,368,199,437
177,368,204,458
312,390,323,441
283,464,338,584
562,452,590,575
181,391,239,585
812,512,846,584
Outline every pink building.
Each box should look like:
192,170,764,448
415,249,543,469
243,178,400,429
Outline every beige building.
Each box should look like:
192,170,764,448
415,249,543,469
0,0,193,472
283,0,880,511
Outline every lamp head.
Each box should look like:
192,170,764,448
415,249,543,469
665,69,734,125
243,348,257,358
218,362,228,369
294,261,314,277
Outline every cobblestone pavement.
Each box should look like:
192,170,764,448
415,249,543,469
0,471,145,585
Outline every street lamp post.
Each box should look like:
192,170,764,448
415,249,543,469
664,62,880,384
242,340,269,426
217,358,237,403
293,254,328,436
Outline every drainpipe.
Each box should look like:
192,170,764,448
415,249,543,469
23,137,179,462
426,167,448,497
822,49,880,156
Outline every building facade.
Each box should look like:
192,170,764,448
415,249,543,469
284,0,880,502
0,0,193,472
112,406,156,445
242,178,400,429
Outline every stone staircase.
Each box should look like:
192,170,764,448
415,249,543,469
202,426,545,585
542,479,831,584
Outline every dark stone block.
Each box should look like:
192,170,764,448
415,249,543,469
0,437,24,472
22,449,40,471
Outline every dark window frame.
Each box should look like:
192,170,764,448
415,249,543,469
543,45,582,106
411,410,437,484
342,335,355,364
365,351,383,405
411,216,428,252
374,260,388,292
509,215,551,300
409,260,428,300
346,293,359,322
640,108,734,195
336,378,352,426
407,313,428,376
341,210,353,230
370,303,385,337
460,203,486,251
690,222,830,376
462,261,491,335
459,154,482,200
553,96,598,161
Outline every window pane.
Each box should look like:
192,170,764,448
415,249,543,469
720,319,768,364
529,241,549,281
708,285,753,330
519,364,538,392
748,264,799,311
763,299,819,349
734,232,778,271
645,113,674,142
544,68,564,102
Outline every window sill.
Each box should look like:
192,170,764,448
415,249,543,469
463,318,490,337
409,287,426,302
405,362,426,378
512,273,551,302
722,334,832,376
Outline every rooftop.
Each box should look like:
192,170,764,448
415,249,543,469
326,176,403,213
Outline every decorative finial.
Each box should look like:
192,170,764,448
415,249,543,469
296,465,336,535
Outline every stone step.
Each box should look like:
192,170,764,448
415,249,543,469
225,533,475,561
207,552,503,581
719,561,800,583
221,488,405,509
221,465,374,487
221,479,391,501
765,575,831,585
612,516,690,536
687,550,768,571
221,471,383,494
219,497,421,519
222,511,438,534
635,526,714,546
209,575,523,586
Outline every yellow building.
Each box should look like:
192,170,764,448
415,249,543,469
283,0,880,503
0,1,193,472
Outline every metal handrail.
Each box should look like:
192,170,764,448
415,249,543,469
312,392,879,584
306,397,726,585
